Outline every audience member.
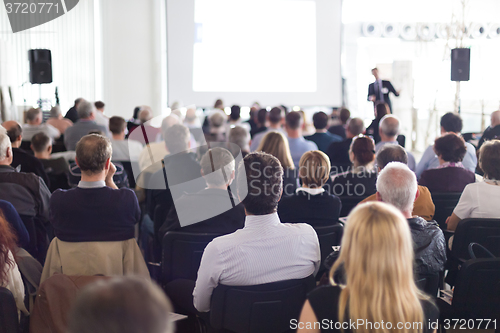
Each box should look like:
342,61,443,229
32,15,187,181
226,104,250,133
64,100,109,150
278,150,341,226
249,108,268,138
416,112,477,178
419,134,475,193
213,99,224,111
257,131,299,195
298,202,439,333
193,152,321,312
46,105,73,135
31,132,71,192
50,134,140,242
128,108,161,145
375,115,416,171
184,107,201,129
68,277,174,333
365,102,390,144
477,110,500,150
0,200,29,248
65,98,84,123
93,101,109,128
250,107,285,150
446,140,500,232
22,108,60,141
245,106,258,133
328,108,350,139
159,147,245,238
376,162,446,276
127,106,142,134
227,125,250,157
361,145,435,221
284,111,318,168
305,112,342,153
205,111,226,142
326,117,365,172
2,120,50,185
329,135,377,199
109,116,143,162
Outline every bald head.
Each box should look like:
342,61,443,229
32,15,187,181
138,109,152,124
2,121,23,146
379,115,400,140
491,111,500,127
76,134,112,175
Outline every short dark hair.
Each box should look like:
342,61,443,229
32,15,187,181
230,105,240,121
31,132,51,153
26,108,41,122
109,116,126,135
68,277,173,333
312,112,329,130
256,108,267,125
76,134,112,175
285,111,302,130
440,112,463,133
434,133,466,163
340,108,351,124
6,124,22,143
268,107,283,124
94,101,105,109
376,144,408,169
75,97,84,106
479,140,500,180
237,152,283,215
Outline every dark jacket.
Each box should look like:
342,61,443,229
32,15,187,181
64,106,79,123
367,80,399,112
12,147,50,187
328,124,346,139
326,138,353,172
477,124,500,150
282,167,299,197
365,118,382,144
304,132,343,153
0,200,30,248
328,169,377,198
408,216,446,275
278,190,341,227
419,167,476,193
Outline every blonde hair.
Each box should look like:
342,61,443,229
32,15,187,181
299,150,331,188
256,131,294,170
329,202,427,333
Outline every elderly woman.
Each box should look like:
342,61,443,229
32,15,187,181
419,133,475,193
278,150,341,226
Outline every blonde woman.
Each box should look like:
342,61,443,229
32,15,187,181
256,131,298,195
278,151,341,226
297,202,438,333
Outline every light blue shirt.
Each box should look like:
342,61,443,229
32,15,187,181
415,142,477,179
288,137,318,169
375,141,416,172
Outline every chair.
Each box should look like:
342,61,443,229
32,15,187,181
116,161,140,189
415,272,440,296
0,287,19,333
313,224,343,278
451,218,500,261
209,275,316,333
396,134,406,148
431,192,462,230
161,232,221,285
338,196,369,217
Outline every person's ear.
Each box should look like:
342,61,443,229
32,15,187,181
415,188,420,202
376,192,382,202
48,145,52,154
104,157,111,171
16,135,22,142
75,157,80,168
349,151,355,163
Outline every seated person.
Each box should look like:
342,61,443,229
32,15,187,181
31,132,71,192
193,152,321,312
278,150,341,226
477,110,500,150
158,147,245,238
50,134,140,242
327,108,350,139
109,116,144,162
227,125,250,158
365,102,390,144
2,120,49,185
326,117,365,173
304,112,342,153
376,162,446,276
128,108,161,145
328,135,377,198
297,202,439,333
361,145,435,221
446,140,500,232
22,107,60,141
419,133,475,193
64,100,109,151
46,105,73,135
285,111,318,169
416,112,477,177
0,200,29,248
375,115,416,171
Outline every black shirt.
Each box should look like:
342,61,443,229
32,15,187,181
307,285,439,333
477,124,500,150
326,138,353,172
65,106,79,123
11,148,50,187
278,191,341,227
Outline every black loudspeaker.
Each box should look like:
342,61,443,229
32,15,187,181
29,49,53,84
451,48,470,82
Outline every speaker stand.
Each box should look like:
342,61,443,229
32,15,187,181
37,84,42,108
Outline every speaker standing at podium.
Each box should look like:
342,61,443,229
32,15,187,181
367,68,399,113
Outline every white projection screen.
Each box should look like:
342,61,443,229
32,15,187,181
166,0,342,107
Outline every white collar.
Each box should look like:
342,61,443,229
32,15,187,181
78,180,106,188
296,187,325,195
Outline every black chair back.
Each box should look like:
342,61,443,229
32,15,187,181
161,232,221,284
116,161,140,189
415,272,440,296
452,218,500,260
313,224,343,277
431,192,462,230
19,215,49,264
338,196,368,217
397,134,406,148
452,258,500,319
0,287,19,333
210,275,316,333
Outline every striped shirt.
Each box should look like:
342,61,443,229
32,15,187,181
193,212,320,312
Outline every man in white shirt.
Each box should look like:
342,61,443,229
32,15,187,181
93,101,109,129
109,116,143,162
193,152,321,312
22,108,60,141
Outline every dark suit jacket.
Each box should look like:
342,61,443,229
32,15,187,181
326,138,353,173
64,106,78,123
366,119,382,144
12,148,50,187
278,191,341,227
158,188,245,241
329,170,377,198
477,124,500,150
419,167,476,193
328,124,346,139
367,80,398,111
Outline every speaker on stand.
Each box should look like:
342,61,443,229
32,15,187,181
28,49,53,109
451,48,470,114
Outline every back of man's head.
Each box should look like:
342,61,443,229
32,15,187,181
77,100,94,119
379,115,399,138
200,147,235,187
109,116,126,135
31,132,52,153
491,110,500,127
376,162,417,214
230,105,240,121
268,107,284,125
68,277,174,333
237,152,283,215
50,106,62,118
228,126,250,151
76,134,112,174
164,124,190,154
209,112,225,129
138,109,152,124
285,111,302,130
256,108,268,125
3,121,22,143
94,101,105,110
0,132,12,161
26,108,42,123
339,108,351,124
347,117,365,137
161,115,180,139
376,144,408,169
440,112,463,133
74,97,84,106
312,112,329,130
